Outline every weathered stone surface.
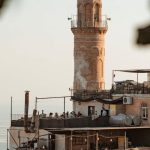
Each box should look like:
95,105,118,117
72,0,107,91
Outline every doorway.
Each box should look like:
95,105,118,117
88,106,95,116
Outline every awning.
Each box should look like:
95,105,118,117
114,69,150,73
71,96,123,104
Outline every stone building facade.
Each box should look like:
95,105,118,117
72,0,107,91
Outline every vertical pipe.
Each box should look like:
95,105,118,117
35,97,38,110
137,73,139,94
64,97,66,117
87,131,89,150
7,129,9,150
124,131,126,150
18,130,20,148
37,111,40,150
96,132,98,150
10,97,12,126
70,131,72,150
112,70,114,86
24,91,29,132
64,97,66,127
30,109,37,132
48,134,51,150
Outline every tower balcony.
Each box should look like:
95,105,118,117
70,15,109,30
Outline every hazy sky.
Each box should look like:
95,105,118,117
0,0,150,119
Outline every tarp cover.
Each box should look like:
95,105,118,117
71,96,123,104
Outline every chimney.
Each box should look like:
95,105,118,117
24,91,29,132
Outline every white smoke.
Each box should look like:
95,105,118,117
75,56,89,89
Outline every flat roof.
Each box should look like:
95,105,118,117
114,69,150,73
46,126,150,131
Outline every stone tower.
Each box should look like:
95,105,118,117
71,0,108,92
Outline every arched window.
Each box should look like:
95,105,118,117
78,4,83,26
85,4,91,24
97,59,103,78
94,4,100,22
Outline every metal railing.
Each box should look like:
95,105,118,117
113,83,150,94
72,90,112,101
12,114,32,121
71,20,108,29
71,15,108,29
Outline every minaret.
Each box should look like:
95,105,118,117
71,0,108,92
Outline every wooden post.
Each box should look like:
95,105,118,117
124,131,127,150
87,131,89,150
70,131,72,150
96,132,98,150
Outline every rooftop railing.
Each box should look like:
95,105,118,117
72,90,112,101
112,81,150,94
11,116,109,128
12,114,32,121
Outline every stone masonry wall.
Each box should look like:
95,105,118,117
72,28,106,91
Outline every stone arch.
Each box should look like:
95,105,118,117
85,3,92,24
92,46,99,56
94,3,100,22
97,59,103,78
78,4,84,26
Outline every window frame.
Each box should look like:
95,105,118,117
141,104,148,120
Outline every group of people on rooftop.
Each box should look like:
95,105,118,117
40,110,82,119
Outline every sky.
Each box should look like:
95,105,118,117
0,0,150,120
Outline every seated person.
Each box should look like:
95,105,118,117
66,111,69,118
40,110,46,118
54,112,59,119
77,111,82,117
49,112,53,118
70,111,77,118
60,112,65,119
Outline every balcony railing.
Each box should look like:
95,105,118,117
71,15,108,29
112,80,150,94
72,90,112,101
